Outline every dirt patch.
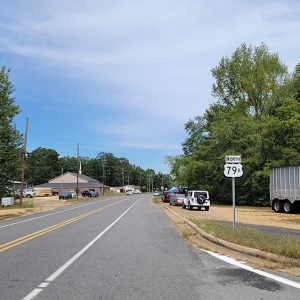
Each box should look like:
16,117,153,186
155,201,300,277
168,204,300,230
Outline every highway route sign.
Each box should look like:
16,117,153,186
224,163,243,178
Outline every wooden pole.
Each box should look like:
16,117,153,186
76,143,79,198
20,117,28,207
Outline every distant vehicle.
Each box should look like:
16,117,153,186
17,188,35,198
133,189,141,194
270,166,300,213
88,189,99,197
34,187,53,197
59,192,72,199
69,191,77,198
154,191,160,196
82,190,97,197
169,194,186,206
126,190,133,195
162,192,172,203
183,190,210,211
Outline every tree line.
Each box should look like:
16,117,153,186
168,43,300,206
25,148,172,191
0,67,172,197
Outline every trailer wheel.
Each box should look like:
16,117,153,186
283,200,293,213
272,200,283,213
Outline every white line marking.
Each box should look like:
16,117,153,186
203,250,300,289
22,288,43,300
38,282,49,288
0,197,119,229
22,198,141,300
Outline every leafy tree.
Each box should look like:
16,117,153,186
0,67,22,197
170,44,300,205
26,147,61,185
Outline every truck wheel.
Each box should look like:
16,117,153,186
205,207,209,211
26,194,31,198
189,204,193,210
272,200,283,213
182,204,186,209
283,201,293,213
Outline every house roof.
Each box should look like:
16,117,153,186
48,172,99,183
35,182,109,189
68,172,99,182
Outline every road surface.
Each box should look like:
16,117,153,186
0,194,299,299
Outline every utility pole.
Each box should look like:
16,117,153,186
101,159,106,195
151,176,153,193
76,143,79,198
60,167,63,193
122,169,125,192
139,172,141,190
20,117,28,207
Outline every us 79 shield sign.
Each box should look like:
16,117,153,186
224,163,243,178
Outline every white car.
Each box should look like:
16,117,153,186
69,191,77,198
154,191,160,196
17,188,35,198
183,190,210,211
126,190,133,195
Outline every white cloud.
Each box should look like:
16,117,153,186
1,0,300,160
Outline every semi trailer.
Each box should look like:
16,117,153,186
270,166,300,213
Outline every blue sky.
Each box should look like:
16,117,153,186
1,0,299,173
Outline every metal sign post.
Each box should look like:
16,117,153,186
232,177,235,229
224,156,242,229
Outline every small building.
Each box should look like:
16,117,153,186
34,172,110,195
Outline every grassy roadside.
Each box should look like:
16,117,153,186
191,219,300,260
0,199,34,209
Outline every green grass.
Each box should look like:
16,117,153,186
192,219,300,260
0,199,34,209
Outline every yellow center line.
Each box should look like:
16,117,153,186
0,199,126,253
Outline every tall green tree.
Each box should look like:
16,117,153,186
0,67,22,197
26,147,61,185
170,44,300,205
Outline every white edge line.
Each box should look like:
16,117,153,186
22,198,141,300
0,197,123,229
203,250,300,290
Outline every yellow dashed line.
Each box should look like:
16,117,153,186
0,199,125,253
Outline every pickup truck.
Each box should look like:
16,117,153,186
182,190,210,211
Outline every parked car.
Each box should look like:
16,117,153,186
133,189,141,194
82,190,97,197
59,191,73,199
17,188,35,198
183,190,210,211
154,191,160,196
88,189,99,197
169,194,186,206
126,190,133,195
69,191,77,198
162,192,172,203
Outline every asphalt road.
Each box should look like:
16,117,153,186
0,194,299,299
